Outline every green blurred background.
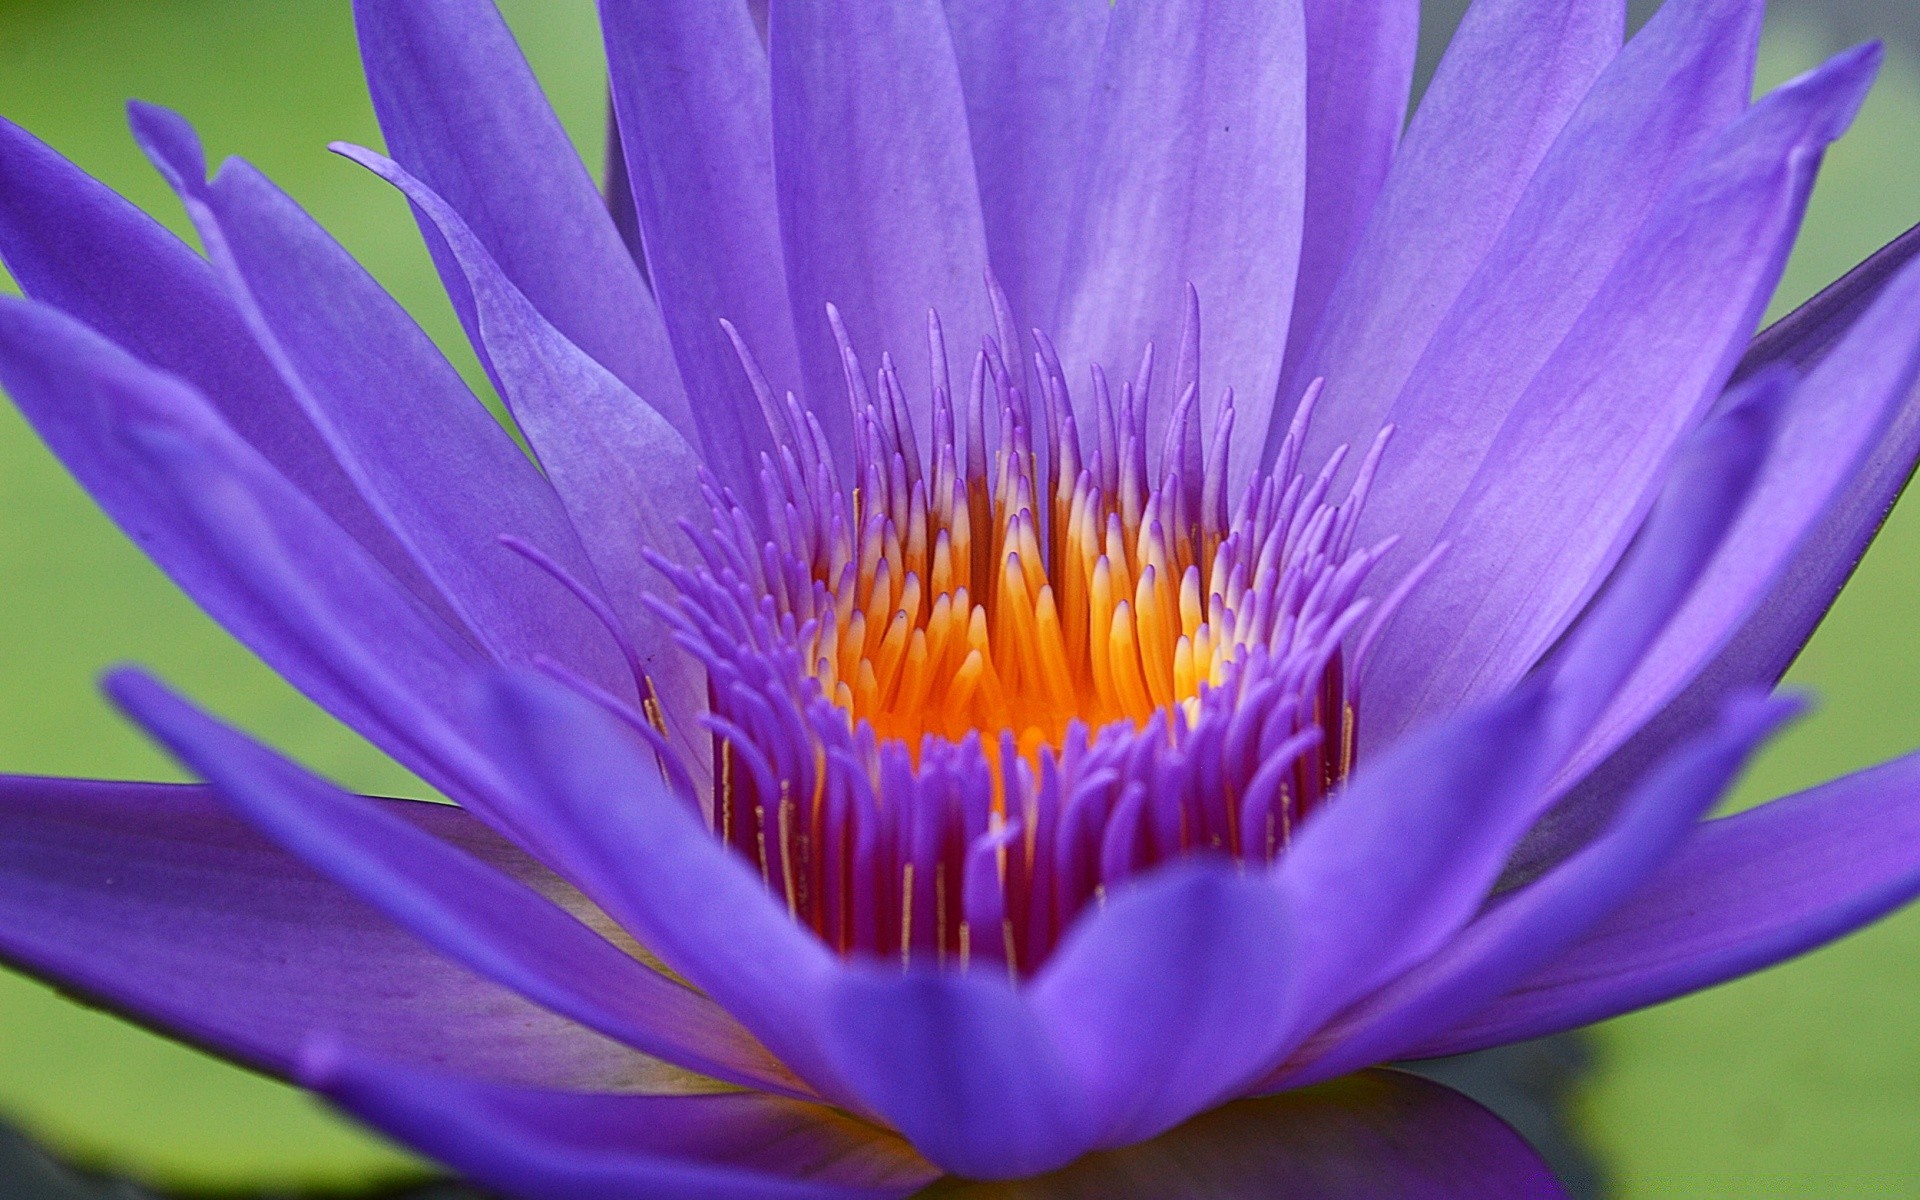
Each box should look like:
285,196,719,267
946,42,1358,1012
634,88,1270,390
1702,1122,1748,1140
0,1,1914,1195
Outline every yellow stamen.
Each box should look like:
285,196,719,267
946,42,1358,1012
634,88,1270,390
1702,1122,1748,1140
807,427,1268,773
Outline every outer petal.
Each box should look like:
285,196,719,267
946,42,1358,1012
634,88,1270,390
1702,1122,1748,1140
307,1045,935,1200
0,775,688,1092
1275,683,1555,1039
128,102,630,698
106,670,796,1096
768,0,995,444
1417,745,1920,1057
933,1071,1566,1200
1275,0,1624,466
603,104,647,268
334,144,709,757
474,672,1099,1180
0,116,433,608
1355,0,1764,592
0,295,499,806
600,0,796,501
1735,217,1920,378
1283,0,1420,383
473,671,846,1101
1277,692,1797,1088
1519,255,1920,872
1528,369,1789,766
1361,44,1880,742
1029,860,1295,1147
351,0,695,440
1268,356,1784,1074
822,968,1095,1180
1051,0,1308,464
944,0,1109,342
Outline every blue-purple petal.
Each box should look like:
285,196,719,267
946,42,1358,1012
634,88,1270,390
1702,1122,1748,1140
944,0,1109,344
334,144,709,757
128,101,631,699
822,967,1095,1180
1280,691,1796,1088
1353,0,1764,610
0,116,440,608
1278,0,1624,465
351,0,694,439
1419,742,1920,1057
307,1044,935,1200
1360,43,1879,743
1275,684,1554,1039
1050,0,1308,472
0,295,509,806
599,0,795,500
1524,253,1920,872
1029,859,1295,1147
106,670,795,1095
475,670,1103,1179
768,0,995,443
932,1070,1566,1200
471,670,849,1102
1283,0,1420,385
1738,219,1920,378
0,774,689,1092
1527,368,1789,769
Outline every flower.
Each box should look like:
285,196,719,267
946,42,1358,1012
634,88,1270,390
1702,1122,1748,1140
0,0,1917,1195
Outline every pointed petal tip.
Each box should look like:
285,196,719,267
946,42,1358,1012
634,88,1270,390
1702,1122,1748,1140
98,662,169,719
1719,686,1809,738
96,662,158,705
125,99,207,191
1775,38,1882,136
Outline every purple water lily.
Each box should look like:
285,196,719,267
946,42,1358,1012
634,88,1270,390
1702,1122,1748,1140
0,0,1917,1194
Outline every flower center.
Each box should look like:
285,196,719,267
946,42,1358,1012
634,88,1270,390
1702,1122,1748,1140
653,314,1407,975
817,364,1246,762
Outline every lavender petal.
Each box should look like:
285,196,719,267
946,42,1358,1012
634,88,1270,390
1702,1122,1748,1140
352,0,694,440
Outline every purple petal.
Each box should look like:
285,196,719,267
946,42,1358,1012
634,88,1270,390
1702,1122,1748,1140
1050,0,1308,470
306,1044,935,1200
333,144,708,758
602,104,647,269
768,0,994,441
0,296,501,805
474,670,1100,1179
599,0,797,502
1528,368,1789,766
1276,0,1625,466
1029,860,1294,1147
127,101,632,699
1354,0,1765,606
471,670,848,1102
1275,683,1554,1039
0,774,688,1092
822,967,1095,1180
1283,0,1420,386
1737,219,1920,378
1360,43,1880,743
1279,691,1797,1088
934,1070,1566,1200
0,116,439,608
945,0,1109,343
350,0,695,441
105,669,797,1096
1519,255,1920,873
1405,372,1790,890
1416,742,1920,1057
